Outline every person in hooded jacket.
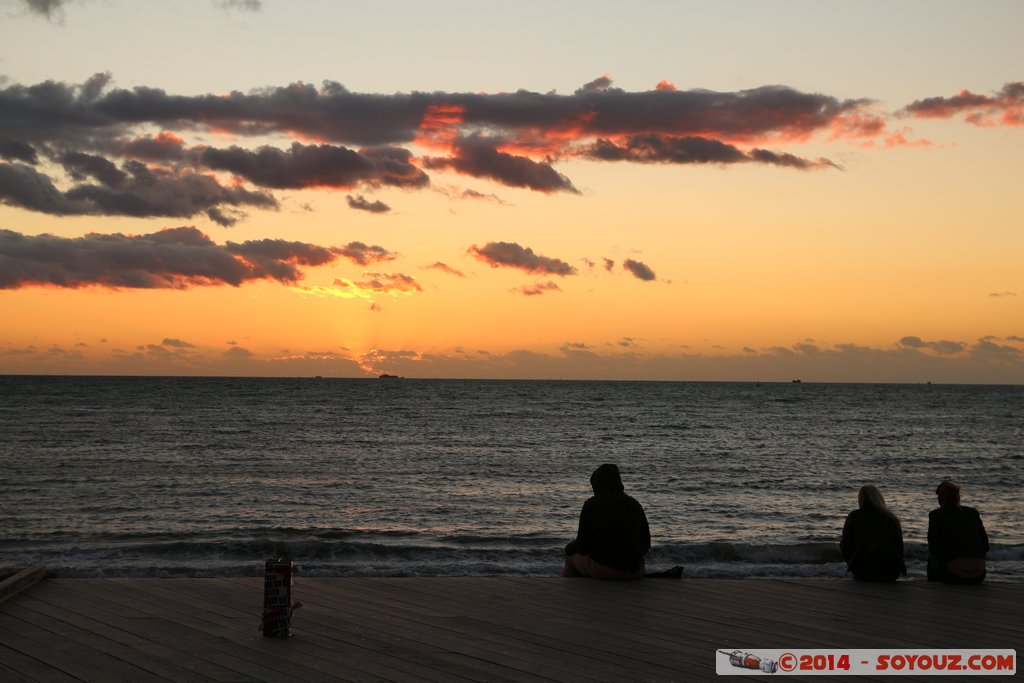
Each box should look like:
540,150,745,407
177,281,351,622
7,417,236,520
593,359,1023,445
840,484,907,582
928,480,989,584
561,463,651,579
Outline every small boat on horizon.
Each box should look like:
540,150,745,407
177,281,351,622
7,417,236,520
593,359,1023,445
379,373,402,379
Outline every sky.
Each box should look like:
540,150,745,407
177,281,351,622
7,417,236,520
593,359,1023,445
1,0,1022,382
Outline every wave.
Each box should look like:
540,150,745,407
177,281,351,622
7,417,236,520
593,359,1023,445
3,530,1021,580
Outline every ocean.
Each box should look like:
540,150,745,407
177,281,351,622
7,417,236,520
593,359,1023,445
1,376,1021,581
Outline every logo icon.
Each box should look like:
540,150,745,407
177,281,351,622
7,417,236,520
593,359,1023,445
719,649,779,674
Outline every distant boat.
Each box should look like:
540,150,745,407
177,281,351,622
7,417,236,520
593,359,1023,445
378,374,401,379
791,379,802,383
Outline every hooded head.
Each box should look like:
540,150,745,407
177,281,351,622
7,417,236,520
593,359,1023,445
936,480,961,509
590,463,625,495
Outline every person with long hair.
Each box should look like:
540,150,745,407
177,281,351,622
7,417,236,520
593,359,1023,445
928,481,989,584
840,485,907,582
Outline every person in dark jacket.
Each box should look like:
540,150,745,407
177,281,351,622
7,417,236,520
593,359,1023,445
840,485,907,582
928,480,989,584
562,464,650,579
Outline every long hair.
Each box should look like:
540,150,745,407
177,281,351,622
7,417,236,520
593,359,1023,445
858,484,900,523
936,480,961,509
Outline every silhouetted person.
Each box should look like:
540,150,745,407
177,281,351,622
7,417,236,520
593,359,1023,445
928,481,989,584
840,485,907,582
562,464,650,579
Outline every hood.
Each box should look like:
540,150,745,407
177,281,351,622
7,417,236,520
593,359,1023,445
590,463,624,495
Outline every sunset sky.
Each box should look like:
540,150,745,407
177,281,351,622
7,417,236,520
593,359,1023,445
1,0,1022,382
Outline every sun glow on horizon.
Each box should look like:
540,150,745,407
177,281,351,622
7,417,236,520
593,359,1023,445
1,2,1022,382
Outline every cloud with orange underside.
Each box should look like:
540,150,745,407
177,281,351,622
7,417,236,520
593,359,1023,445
902,82,1024,127
336,241,398,265
295,273,422,300
513,281,561,296
0,226,343,289
413,103,466,153
425,262,466,277
1,71,992,227
468,241,577,276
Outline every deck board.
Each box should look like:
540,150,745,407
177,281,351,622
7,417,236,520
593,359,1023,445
0,577,1020,681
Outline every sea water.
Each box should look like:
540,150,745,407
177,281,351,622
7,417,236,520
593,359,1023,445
1,376,1021,580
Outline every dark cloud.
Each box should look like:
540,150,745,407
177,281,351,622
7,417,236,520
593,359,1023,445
116,132,188,162
346,272,421,294
61,150,127,186
225,346,254,359
347,194,390,213
930,340,968,355
162,338,194,348
622,258,656,281
200,142,427,190
897,336,965,355
424,137,578,193
989,291,1017,298
897,336,926,349
425,261,465,277
337,241,397,265
0,74,870,152
0,161,276,224
226,236,339,282
514,281,561,296
575,75,616,95
0,226,343,289
16,0,68,20
468,241,577,276
205,207,247,227
584,135,835,169
748,148,838,170
0,163,84,214
360,146,431,187
603,258,615,272
0,140,39,164
145,344,176,358
902,82,1024,127
585,135,747,164
970,338,1022,358
213,0,262,11
0,73,883,221
460,189,506,203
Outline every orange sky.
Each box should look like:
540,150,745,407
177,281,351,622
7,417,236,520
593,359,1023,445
1,1,1022,382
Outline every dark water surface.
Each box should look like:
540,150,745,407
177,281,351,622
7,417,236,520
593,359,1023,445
1,376,1021,579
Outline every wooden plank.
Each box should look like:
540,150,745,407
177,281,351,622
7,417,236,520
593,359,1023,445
70,578,481,683
321,578,703,680
131,577,494,683
118,577,487,683
27,580,326,683
261,578,565,681
38,580,348,683
0,642,81,683
0,618,167,682
304,579,630,682
4,595,249,683
0,567,46,606
1,578,1021,682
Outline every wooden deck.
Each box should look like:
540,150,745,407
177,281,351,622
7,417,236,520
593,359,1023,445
0,577,1021,681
